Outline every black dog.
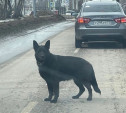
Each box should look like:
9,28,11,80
33,40,101,103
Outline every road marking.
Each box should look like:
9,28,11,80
74,48,80,54
21,102,38,113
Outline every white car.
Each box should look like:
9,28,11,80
66,10,75,16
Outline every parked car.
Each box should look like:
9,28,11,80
66,10,75,16
75,1,126,48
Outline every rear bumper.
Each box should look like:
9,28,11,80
75,26,126,42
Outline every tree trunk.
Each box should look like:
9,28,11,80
0,0,12,19
13,0,25,18
7,0,12,18
3,0,7,19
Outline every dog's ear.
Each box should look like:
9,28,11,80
33,40,39,51
45,40,50,49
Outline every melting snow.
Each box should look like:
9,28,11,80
0,21,74,64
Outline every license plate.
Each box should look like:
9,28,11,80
93,21,112,26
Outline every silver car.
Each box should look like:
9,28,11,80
75,1,126,48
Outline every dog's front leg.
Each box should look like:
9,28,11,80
50,82,59,103
44,81,53,101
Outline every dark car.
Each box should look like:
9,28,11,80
75,1,126,48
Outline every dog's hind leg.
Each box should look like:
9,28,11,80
44,81,53,101
50,82,59,103
72,79,85,99
83,82,92,101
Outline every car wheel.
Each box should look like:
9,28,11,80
75,39,81,48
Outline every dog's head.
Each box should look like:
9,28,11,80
33,40,50,65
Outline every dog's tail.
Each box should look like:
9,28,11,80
91,71,101,95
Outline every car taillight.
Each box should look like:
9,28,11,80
121,17,126,23
114,17,126,23
77,17,90,23
114,18,121,23
77,17,84,23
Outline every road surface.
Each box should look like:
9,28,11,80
0,26,126,113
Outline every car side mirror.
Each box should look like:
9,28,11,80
72,12,78,17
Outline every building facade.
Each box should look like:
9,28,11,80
69,0,85,11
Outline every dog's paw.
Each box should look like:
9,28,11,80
87,97,92,101
44,98,51,101
72,96,79,99
50,99,57,103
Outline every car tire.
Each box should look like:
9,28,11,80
75,39,81,48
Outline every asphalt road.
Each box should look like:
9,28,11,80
0,26,126,113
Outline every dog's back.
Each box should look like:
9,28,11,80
47,54,93,78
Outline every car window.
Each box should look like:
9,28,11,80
83,4,121,12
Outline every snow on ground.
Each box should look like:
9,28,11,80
0,21,74,64
0,19,15,23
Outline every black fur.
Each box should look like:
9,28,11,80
33,40,101,103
